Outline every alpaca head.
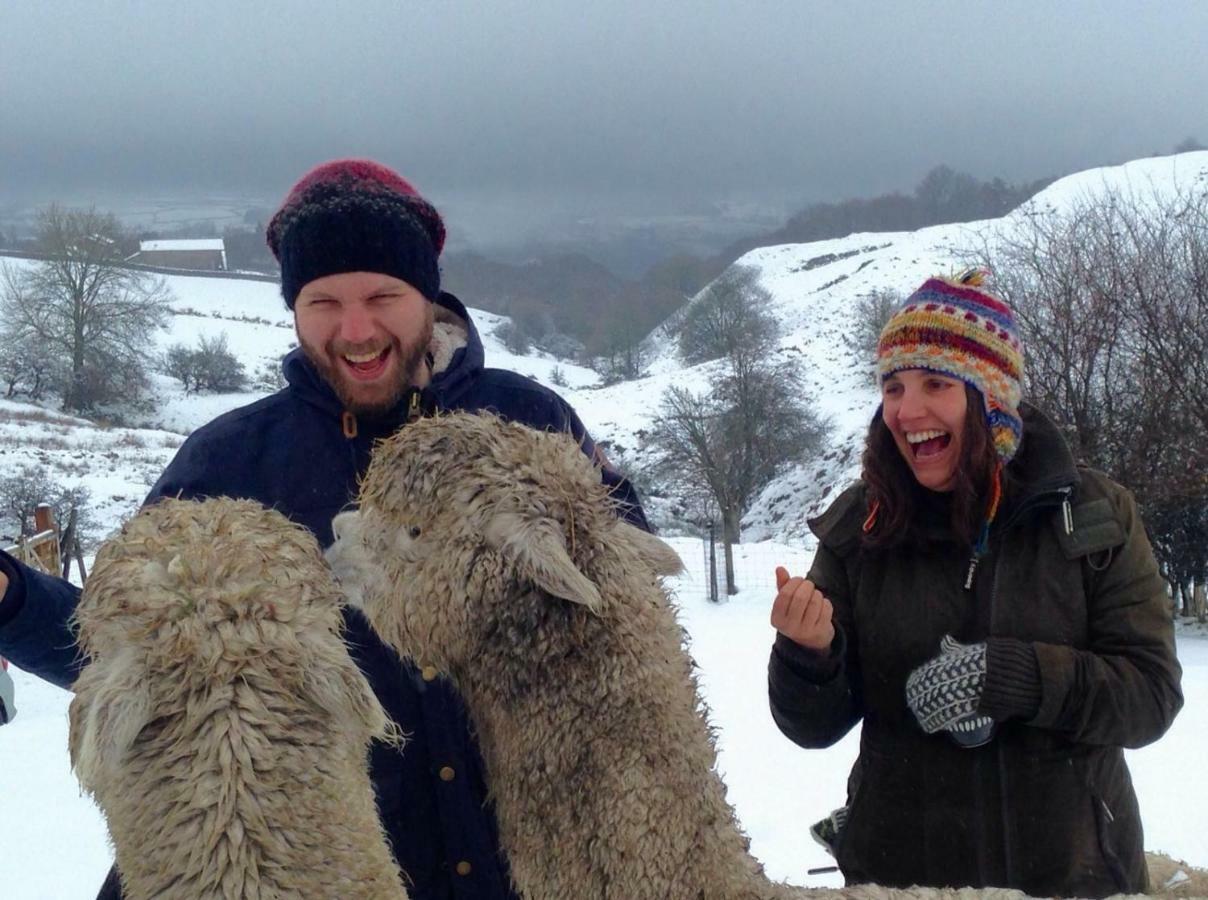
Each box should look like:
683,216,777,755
70,497,390,791
326,411,682,677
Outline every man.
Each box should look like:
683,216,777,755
0,159,647,900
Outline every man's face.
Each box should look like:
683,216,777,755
294,272,434,416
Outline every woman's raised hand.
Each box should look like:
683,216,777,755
770,566,835,651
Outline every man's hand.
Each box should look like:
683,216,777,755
0,568,8,603
770,567,835,651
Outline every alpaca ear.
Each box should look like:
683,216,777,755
68,653,152,793
614,522,684,577
485,511,603,613
302,654,396,744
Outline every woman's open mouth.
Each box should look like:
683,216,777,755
907,429,951,459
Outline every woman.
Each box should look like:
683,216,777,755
767,269,1182,898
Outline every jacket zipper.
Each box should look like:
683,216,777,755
988,548,1015,886
987,483,1073,886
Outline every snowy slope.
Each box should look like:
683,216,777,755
4,545,1208,898
572,150,1208,544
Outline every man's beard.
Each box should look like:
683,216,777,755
300,316,433,418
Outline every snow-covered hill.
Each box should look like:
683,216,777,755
6,151,1208,549
575,150,1208,543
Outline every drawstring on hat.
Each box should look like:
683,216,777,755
862,500,881,534
861,460,1004,591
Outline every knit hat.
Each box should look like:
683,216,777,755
266,159,446,308
875,268,1025,463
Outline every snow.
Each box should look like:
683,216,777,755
3,150,1208,895
2,542,1206,896
138,239,226,252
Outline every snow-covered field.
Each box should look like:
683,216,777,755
3,150,1208,896
3,544,1206,898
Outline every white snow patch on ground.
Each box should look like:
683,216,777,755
2,540,1205,896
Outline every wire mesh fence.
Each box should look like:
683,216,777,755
665,528,816,607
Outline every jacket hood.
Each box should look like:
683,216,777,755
282,291,484,421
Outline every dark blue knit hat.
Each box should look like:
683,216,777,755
266,159,446,308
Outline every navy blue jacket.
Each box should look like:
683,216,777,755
0,292,647,900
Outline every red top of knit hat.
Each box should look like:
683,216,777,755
286,158,424,202
269,158,445,258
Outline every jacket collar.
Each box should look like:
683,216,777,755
282,291,484,425
894,403,1080,545
1006,403,1079,501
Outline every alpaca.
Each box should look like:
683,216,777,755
1144,851,1208,896
70,497,407,900
327,411,1047,900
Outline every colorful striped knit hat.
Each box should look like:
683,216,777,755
266,159,446,308
875,268,1025,463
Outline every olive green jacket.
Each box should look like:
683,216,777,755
768,406,1182,898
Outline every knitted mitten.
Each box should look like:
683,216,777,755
905,635,989,734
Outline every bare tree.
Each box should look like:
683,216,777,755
976,186,1208,605
0,466,94,547
163,333,247,393
845,287,901,369
650,267,826,594
982,197,1138,464
0,334,66,400
678,266,777,366
0,206,172,412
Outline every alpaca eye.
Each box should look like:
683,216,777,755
408,526,422,539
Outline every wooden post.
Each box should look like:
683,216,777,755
61,507,78,580
33,504,53,534
32,504,61,575
73,536,88,585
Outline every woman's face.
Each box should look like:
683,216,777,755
881,369,969,492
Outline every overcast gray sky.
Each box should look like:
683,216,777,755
3,1,1207,243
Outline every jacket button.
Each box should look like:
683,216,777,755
421,665,438,682
456,860,472,876
439,765,456,782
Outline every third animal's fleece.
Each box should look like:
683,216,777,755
71,497,407,900
327,411,1057,900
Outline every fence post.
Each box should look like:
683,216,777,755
707,521,719,604
33,504,61,575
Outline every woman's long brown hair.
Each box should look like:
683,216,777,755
861,383,1005,551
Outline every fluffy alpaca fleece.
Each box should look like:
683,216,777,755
327,411,1049,900
1144,851,1208,896
69,497,407,900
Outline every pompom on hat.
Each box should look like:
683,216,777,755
875,267,1025,463
266,159,447,308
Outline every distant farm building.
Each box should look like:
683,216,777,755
132,239,227,271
